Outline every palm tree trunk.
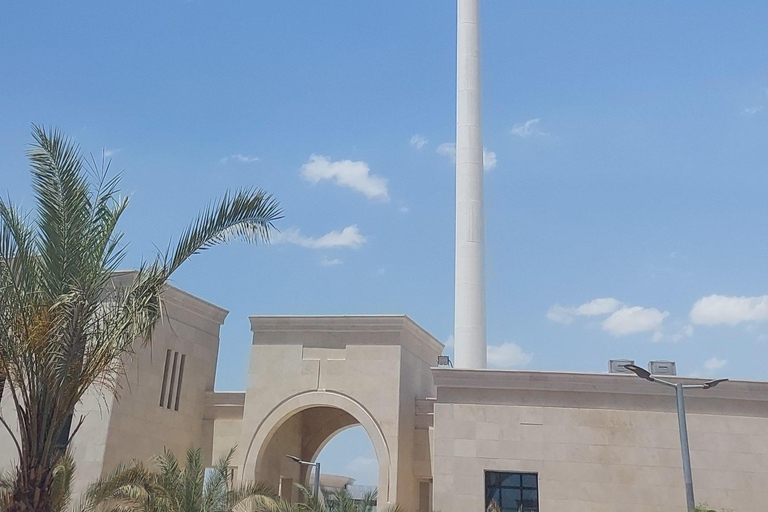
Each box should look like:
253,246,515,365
6,390,67,512
55,414,73,452
8,457,55,512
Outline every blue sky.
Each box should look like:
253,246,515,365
2,1,768,485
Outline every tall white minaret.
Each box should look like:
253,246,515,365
454,0,487,369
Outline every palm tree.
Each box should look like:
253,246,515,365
0,126,282,512
86,447,276,512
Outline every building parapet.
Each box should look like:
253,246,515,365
432,368,768,418
248,315,444,365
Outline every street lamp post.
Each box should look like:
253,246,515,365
623,364,727,512
286,455,321,502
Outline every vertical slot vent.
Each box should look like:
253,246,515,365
166,352,179,409
159,349,172,407
159,349,187,411
174,354,186,411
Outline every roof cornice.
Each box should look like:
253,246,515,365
433,368,768,404
249,315,444,363
112,271,229,324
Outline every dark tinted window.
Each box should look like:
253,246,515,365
485,471,538,512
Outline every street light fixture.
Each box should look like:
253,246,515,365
286,455,321,502
623,364,728,512
702,378,728,390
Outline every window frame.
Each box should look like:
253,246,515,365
484,471,539,512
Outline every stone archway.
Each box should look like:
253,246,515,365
232,316,443,510
241,391,392,505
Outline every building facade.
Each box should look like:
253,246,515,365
0,284,227,500
2,289,768,511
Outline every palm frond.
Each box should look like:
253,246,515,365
266,501,306,512
165,189,282,277
381,507,409,512
86,447,278,512
227,482,278,512
182,448,204,512
358,489,377,512
294,485,327,512
50,452,76,512
27,124,91,300
84,460,154,512
0,466,14,512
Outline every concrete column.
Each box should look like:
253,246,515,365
454,0,486,369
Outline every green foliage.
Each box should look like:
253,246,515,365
86,447,276,512
0,126,281,512
1,453,77,512
275,484,395,512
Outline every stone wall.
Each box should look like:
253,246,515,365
431,369,768,512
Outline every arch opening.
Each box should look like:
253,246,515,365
314,425,379,501
251,402,385,507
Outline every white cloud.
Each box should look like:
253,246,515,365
576,298,623,315
548,298,668,338
442,336,531,369
547,298,623,324
602,306,669,337
346,456,377,472
545,306,573,324
690,294,768,326
220,154,260,164
436,143,455,159
319,257,343,267
273,225,366,250
483,150,498,170
103,148,121,158
487,343,533,369
301,154,389,201
743,106,763,115
398,205,409,214
436,143,497,171
659,324,694,343
704,357,727,370
410,134,428,149
511,118,548,138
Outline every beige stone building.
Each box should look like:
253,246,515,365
0,283,227,500
2,286,768,511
